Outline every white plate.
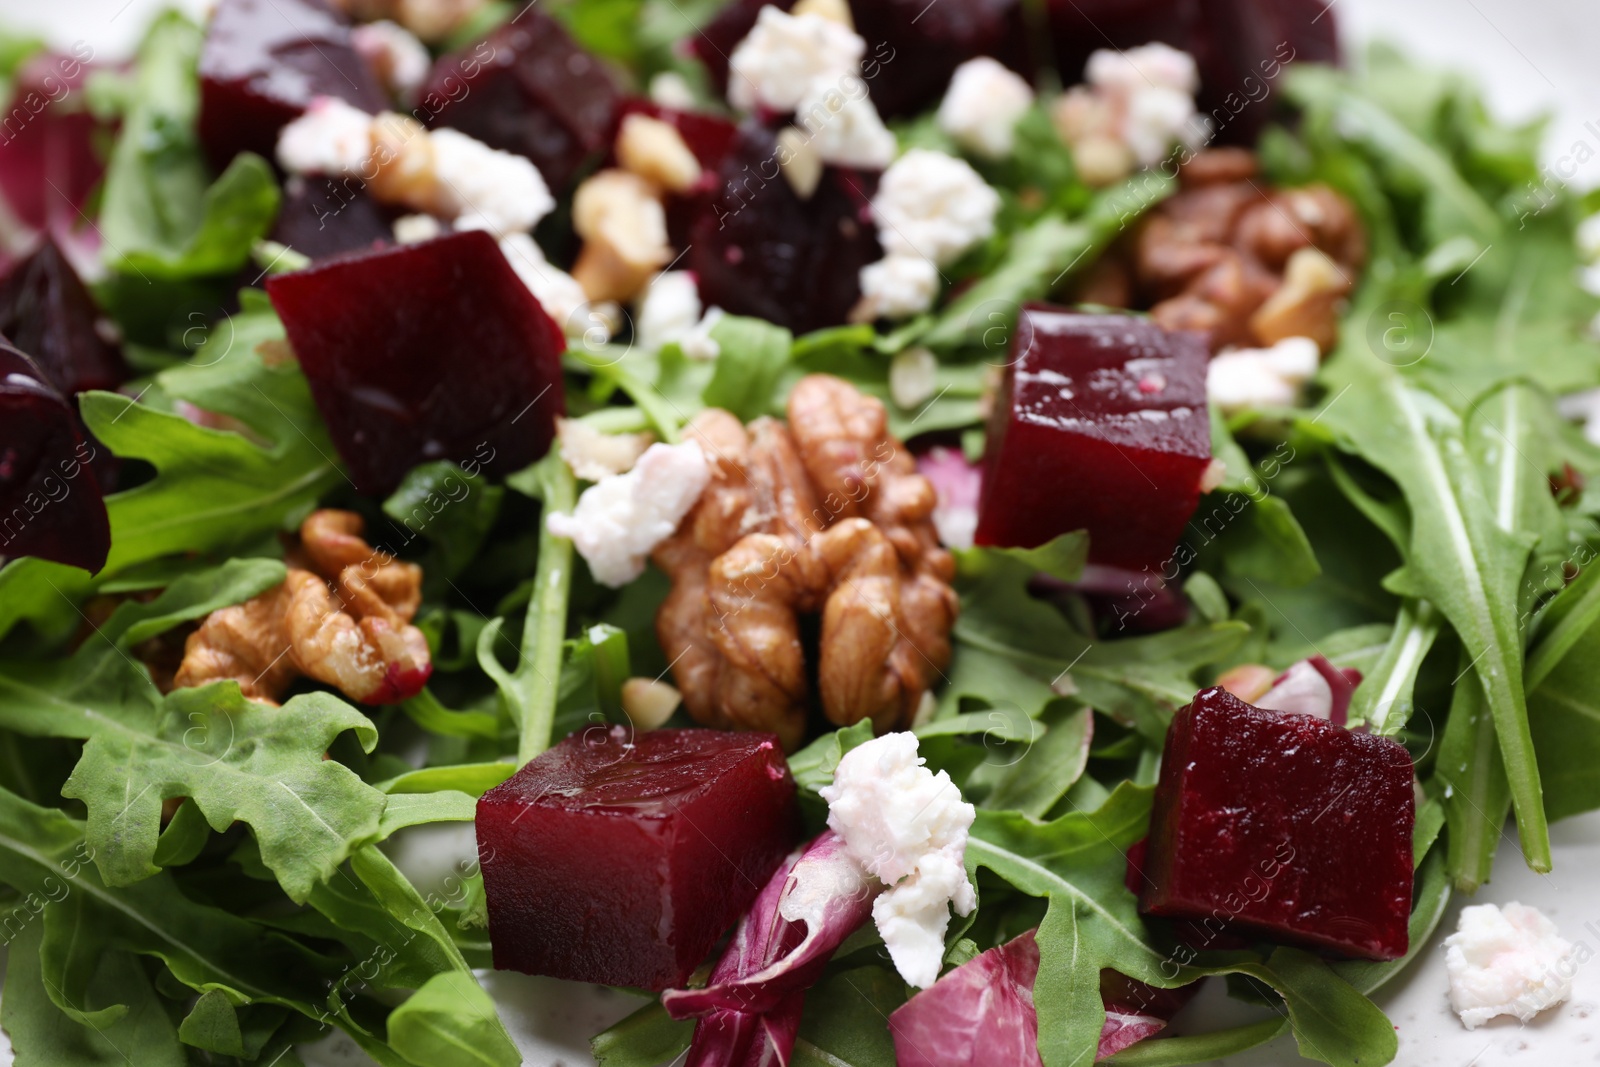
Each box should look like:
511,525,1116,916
2,0,1598,1063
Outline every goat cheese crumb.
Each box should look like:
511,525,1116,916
498,233,604,340
432,128,555,236
1444,902,1576,1029
556,417,653,482
351,20,431,102
937,57,1035,160
819,732,976,989
649,71,699,111
1206,336,1320,414
727,7,865,114
1078,43,1208,168
797,81,897,168
859,254,940,321
277,97,374,176
392,213,443,244
872,149,1001,267
637,271,704,351
547,442,710,587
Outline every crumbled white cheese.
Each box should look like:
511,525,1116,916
937,57,1035,160
872,149,1000,268
797,81,897,169
889,346,939,410
648,71,699,111
556,417,653,482
859,254,940,321
819,732,976,989
636,271,704,351
681,306,725,361
1206,336,1321,415
432,128,555,236
277,97,374,177
1444,902,1576,1029
392,213,443,244
351,20,431,102
498,233,598,339
727,6,865,114
546,442,711,587
1080,43,1208,168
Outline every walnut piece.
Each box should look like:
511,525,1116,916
174,510,431,705
1094,149,1366,354
652,376,957,750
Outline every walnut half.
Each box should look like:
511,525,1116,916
651,375,957,749
173,510,432,705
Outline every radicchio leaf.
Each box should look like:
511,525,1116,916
1257,655,1363,726
888,930,1199,1066
662,831,875,1067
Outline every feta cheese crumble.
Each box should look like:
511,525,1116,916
1052,43,1208,182
498,233,604,340
871,149,1001,267
431,127,556,236
555,417,653,482
797,80,897,169
727,7,865,114
859,254,940,320
1206,336,1321,414
1444,902,1576,1029
937,57,1035,160
819,732,977,989
277,97,375,177
546,441,711,587
636,271,703,351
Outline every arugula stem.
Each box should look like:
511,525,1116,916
1356,600,1441,735
516,454,576,765
1438,654,1512,892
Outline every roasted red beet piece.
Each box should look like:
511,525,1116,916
973,308,1211,572
0,238,125,397
686,122,880,334
1140,687,1415,961
424,15,622,193
265,230,565,494
269,176,392,262
0,338,110,574
692,0,1029,118
0,49,104,240
476,727,800,990
198,0,386,171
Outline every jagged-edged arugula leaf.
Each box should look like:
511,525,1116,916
0,559,384,900
386,971,521,1067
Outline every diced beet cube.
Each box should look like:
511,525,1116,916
692,0,1030,119
0,50,105,237
269,176,393,262
1140,686,1415,961
476,727,800,990
686,122,880,334
264,230,565,494
198,0,387,171
973,308,1210,572
424,15,623,194
0,338,110,574
0,237,125,397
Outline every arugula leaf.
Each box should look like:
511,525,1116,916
789,719,875,798
591,1001,694,1067
1528,611,1600,821
1318,335,1549,870
2,920,187,1067
377,762,517,797
702,314,794,421
494,450,578,762
794,965,904,1067
981,703,1094,817
384,461,505,579
387,971,520,1067
965,784,1171,1064
1100,1019,1287,1065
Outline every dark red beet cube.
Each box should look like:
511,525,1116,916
0,238,126,397
692,0,1029,119
686,122,880,334
0,338,110,574
265,230,565,494
269,175,393,262
973,308,1210,571
424,15,622,194
198,0,386,171
1140,687,1415,961
477,727,800,990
